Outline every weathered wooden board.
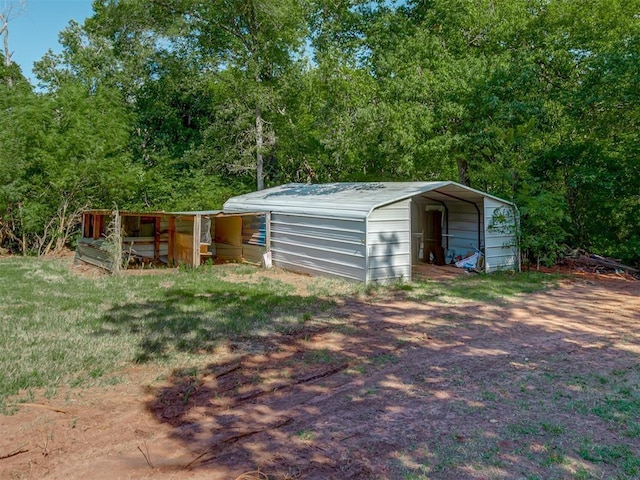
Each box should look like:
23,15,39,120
215,216,242,246
175,232,194,266
216,244,243,261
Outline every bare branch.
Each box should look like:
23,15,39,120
1,0,26,86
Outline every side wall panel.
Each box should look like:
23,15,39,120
447,202,482,260
270,213,367,281
367,200,412,283
173,216,195,266
484,198,518,272
242,214,268,264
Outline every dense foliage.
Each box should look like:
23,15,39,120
0,0,638,264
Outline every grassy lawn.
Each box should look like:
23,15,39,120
0,257,554,408
3,256,640,479
0,256,349,406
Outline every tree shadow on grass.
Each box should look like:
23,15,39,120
97,282,338,363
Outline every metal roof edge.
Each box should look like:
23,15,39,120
224,181,517,220
362,180,516,217
364,181,450,218
444,181,517,207
83,209,168,216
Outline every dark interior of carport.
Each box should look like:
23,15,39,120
410,189,484,267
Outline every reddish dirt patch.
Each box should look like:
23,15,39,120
1,274,639,479
412,263,467,280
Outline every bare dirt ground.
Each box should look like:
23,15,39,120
1,268,639,480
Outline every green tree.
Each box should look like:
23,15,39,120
0,77,139,254
142,0,310,190
2,0,638,265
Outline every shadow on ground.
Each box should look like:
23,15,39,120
98,282,337,363
104,278,640,479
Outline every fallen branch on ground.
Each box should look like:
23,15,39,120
0,444,29,460
137,441,154,469
562,249,639,279
235,362,351,403
12,403,68,414
185,417,293,469
212,362,241,379
235,470,269,480
575,254,638,273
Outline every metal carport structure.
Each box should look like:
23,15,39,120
223,181,519,283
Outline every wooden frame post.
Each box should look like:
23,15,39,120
192,214,201,267
168,216,175,267
82,213,89,238
154,215,161,261
93,214,102,240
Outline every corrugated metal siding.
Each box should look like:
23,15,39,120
242,214,267,264
174,216,194,234
223,181,519,222
366,200,412,283
242,215,267,245
75,240,115,271
270,213,367,281
484,198,519,272
410,200,426,263
447,202,482,259
223,182,519,281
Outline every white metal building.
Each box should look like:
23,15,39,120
223,181,519,283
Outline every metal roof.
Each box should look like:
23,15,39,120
223,181,514,219
85,209,257,217
169,210,223,216
84,209,167,216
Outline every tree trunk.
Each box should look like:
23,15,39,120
456,157,470,186
1,2,26,88
18,202,26,255
1,14,12,87
256,105,264,191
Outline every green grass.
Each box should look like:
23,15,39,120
395,357,640,480
564,367,640,438
295,429,315,441
0,257,339,405
369,352,399,368
397,270,561,303
7,257,638,479
0,257,558,409
579,440,640,477
303,348,342,364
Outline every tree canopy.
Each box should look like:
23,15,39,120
0,0,638,265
